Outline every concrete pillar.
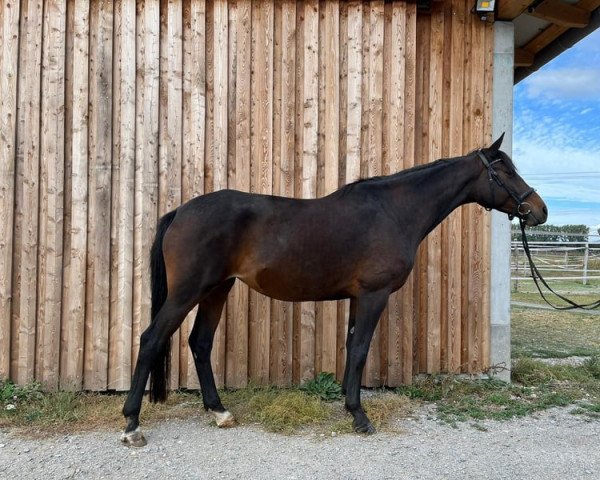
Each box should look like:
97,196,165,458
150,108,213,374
490,21,514,382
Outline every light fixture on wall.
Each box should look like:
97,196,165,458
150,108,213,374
473,0,496,22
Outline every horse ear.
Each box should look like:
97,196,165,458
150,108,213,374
489,132,505,152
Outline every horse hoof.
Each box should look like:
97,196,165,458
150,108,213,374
354,422,376,435
210,409,236,428
120,428,147,447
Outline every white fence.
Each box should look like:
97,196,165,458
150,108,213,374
511,241,600,291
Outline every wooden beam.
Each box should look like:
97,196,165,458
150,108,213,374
515,47,534,66
498,0,533,20
523,22,567,54
529,0,590,28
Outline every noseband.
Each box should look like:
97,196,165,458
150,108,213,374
477,150,535,220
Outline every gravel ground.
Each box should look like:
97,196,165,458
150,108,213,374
1,406,599,480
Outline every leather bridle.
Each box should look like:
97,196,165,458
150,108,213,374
477,150,535,220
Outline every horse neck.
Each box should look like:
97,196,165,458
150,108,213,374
385,154,481,244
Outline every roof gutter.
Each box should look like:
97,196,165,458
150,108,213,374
514,7,600,84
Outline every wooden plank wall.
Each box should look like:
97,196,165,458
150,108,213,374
0,0,493,391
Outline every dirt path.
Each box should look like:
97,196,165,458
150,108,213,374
1,406,599,479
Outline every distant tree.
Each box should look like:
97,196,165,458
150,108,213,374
512,223,589,243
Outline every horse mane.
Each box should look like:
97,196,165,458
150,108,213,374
336,156,458,195
337,147,518,196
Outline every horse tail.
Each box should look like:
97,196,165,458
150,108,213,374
149,209,177,403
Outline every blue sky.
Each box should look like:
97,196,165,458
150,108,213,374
513,29,600,236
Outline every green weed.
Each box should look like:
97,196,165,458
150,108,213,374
300,372,343,402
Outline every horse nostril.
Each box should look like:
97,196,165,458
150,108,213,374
542,206,548,215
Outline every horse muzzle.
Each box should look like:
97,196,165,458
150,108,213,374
519,194,548,226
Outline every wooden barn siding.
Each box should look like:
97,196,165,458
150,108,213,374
0,0,493,391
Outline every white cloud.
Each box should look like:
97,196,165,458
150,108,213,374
522,69,600,101
512,138,600,227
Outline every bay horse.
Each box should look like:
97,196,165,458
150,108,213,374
122,134,547,446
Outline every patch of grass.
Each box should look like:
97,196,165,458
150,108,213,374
0,381,203,437
363,391,413,432
389,358,600,427
582,356,600,379
3,356,600,437
300,372,343,402
511,307,600,358
572,402,600,419
221,385,334,433
257,391,330,433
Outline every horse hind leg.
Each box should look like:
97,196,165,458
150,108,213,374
122,291,199,447
189,278,236,428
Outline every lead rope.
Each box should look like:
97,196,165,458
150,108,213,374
519,219,600,310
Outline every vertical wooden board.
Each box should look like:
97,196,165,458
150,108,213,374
37,0,66,390
227,2,238,215
12,0,43,385
302,0,318,382
109,0,136,391
336,0,349,382
226,0,251,389
204,0,215,377
384,0,404,386
61,0,89,390
460,0,475,373
358,0,371,384
0,0,21,380
402,0,418,384
314,0,325,377
292,0,318,384
248,0,273,385
338,1,348,191
467,7,486,373
438,3,451,373
314,0,338,378
133,0,160,374
224,0,238,391
270,0,296,386
460,0,471,373
481,20,494,370
345,1,362,187
85,0,113,391
338,1,362,383
181,0,206,389
182,0,206,211
379,0,393,386
363,0,384,387
425,3,444,374
159,0,183,390
210,0,228,388
413,12,430,375
270,0,282,384
446,0,465,374
292,1,304,384
61,0,74,387
204,1,215,195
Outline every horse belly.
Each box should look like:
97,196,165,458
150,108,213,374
236,263,353,302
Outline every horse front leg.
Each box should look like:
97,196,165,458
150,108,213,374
344,290,389,434
341,298,356,395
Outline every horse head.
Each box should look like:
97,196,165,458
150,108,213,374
473,134,548,226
